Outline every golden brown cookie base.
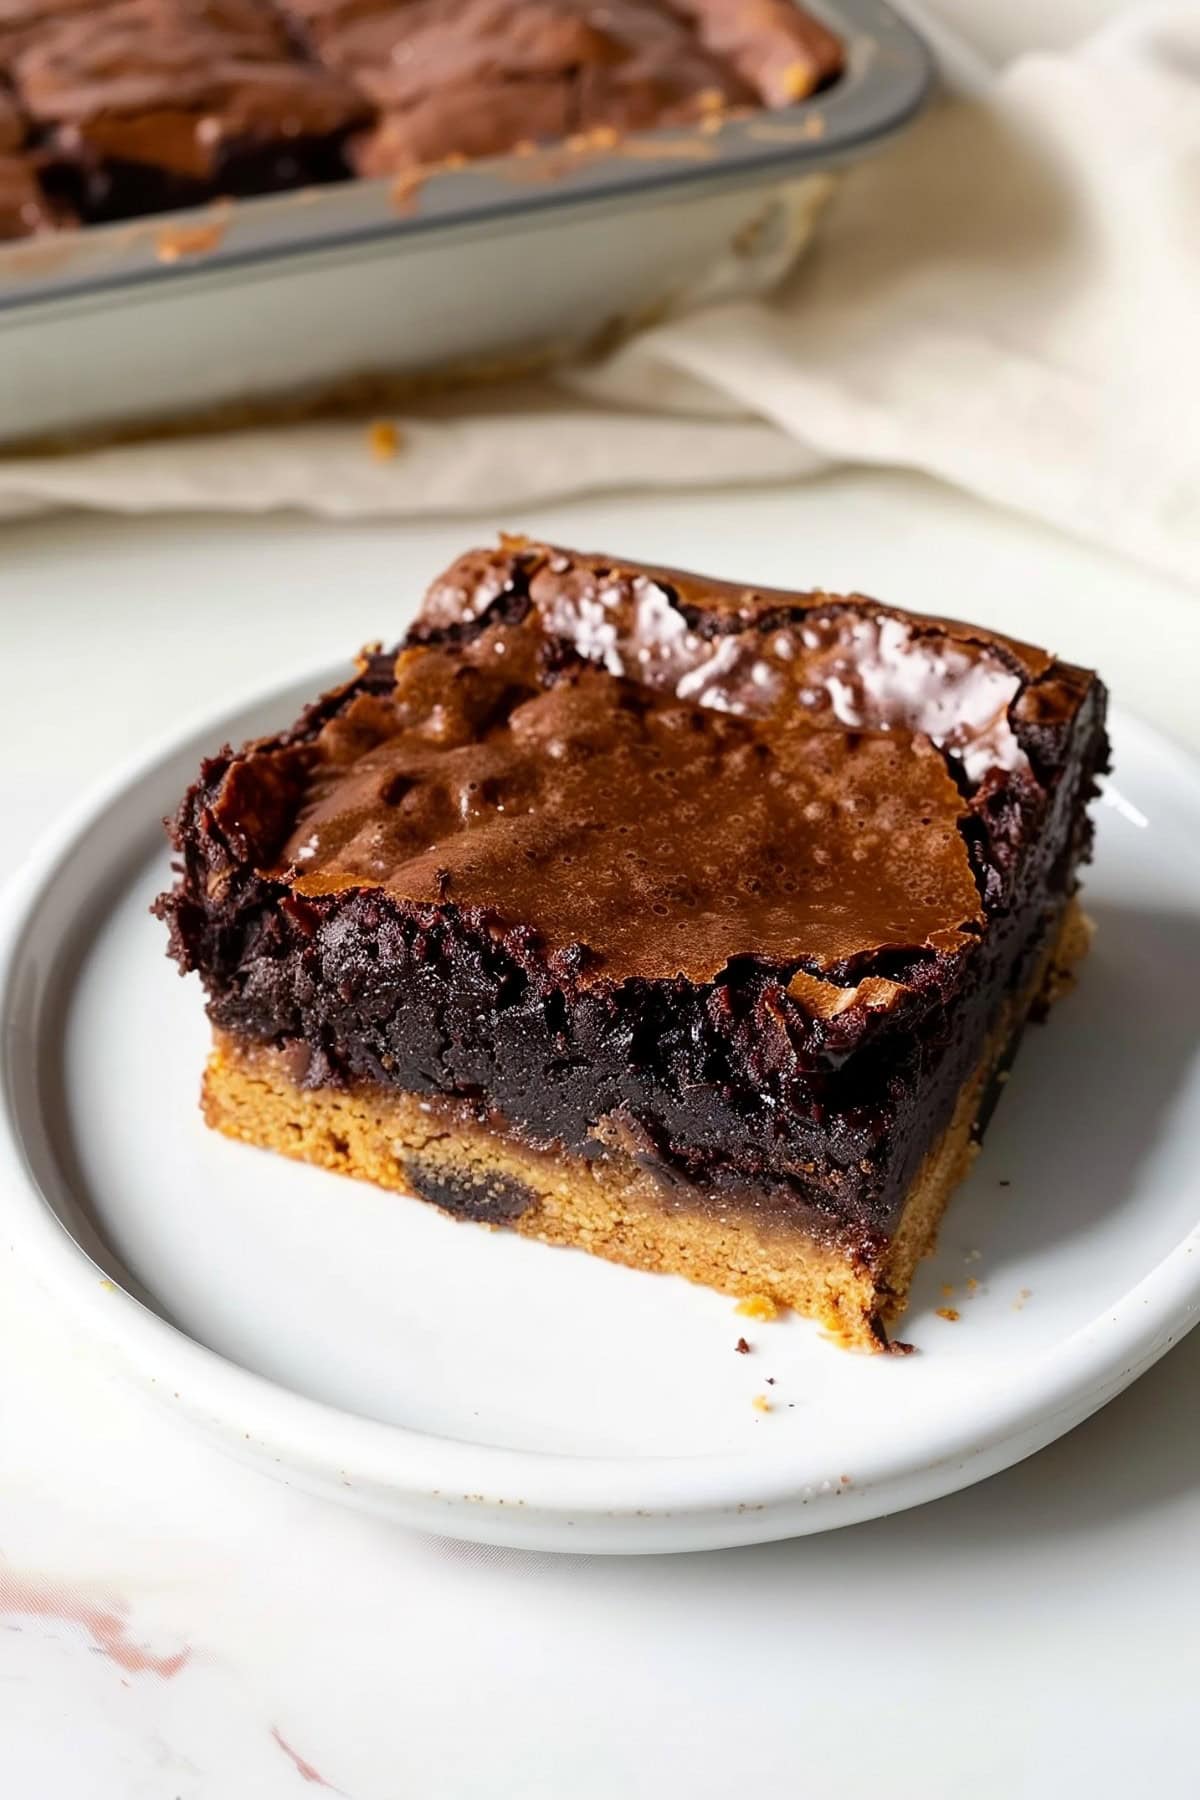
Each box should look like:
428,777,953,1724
201,901,1090,1351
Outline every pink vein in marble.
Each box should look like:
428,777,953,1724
0,1566,190,1677
271,1724,344,1790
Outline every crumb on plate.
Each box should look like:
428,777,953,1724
735,1294,779,1322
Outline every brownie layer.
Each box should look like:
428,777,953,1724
157,540,1108,1260
0,62,66,234
281,0,839,179
0,150,60,233
9,0,365,223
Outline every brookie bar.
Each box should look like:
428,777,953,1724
156,539,1107,1349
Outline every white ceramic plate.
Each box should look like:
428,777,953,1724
2,674,1199,1554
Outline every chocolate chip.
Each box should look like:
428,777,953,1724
403,1158,534,1225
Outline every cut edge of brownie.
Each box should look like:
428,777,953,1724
197,895,1091,1350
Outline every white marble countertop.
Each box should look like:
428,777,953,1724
1,468,1198,1796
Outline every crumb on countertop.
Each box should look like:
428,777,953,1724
735,1294,779,1322
936,1307,960,1323
734,1336,751,1354
751,1394,771,1414
940,1282,956,1299
368,420,403,460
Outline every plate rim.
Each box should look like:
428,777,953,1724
3,668,1200,1549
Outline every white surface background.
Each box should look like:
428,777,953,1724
3,472,1200,1797
4,5,1199,1794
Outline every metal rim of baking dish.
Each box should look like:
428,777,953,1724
0,0,933,316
